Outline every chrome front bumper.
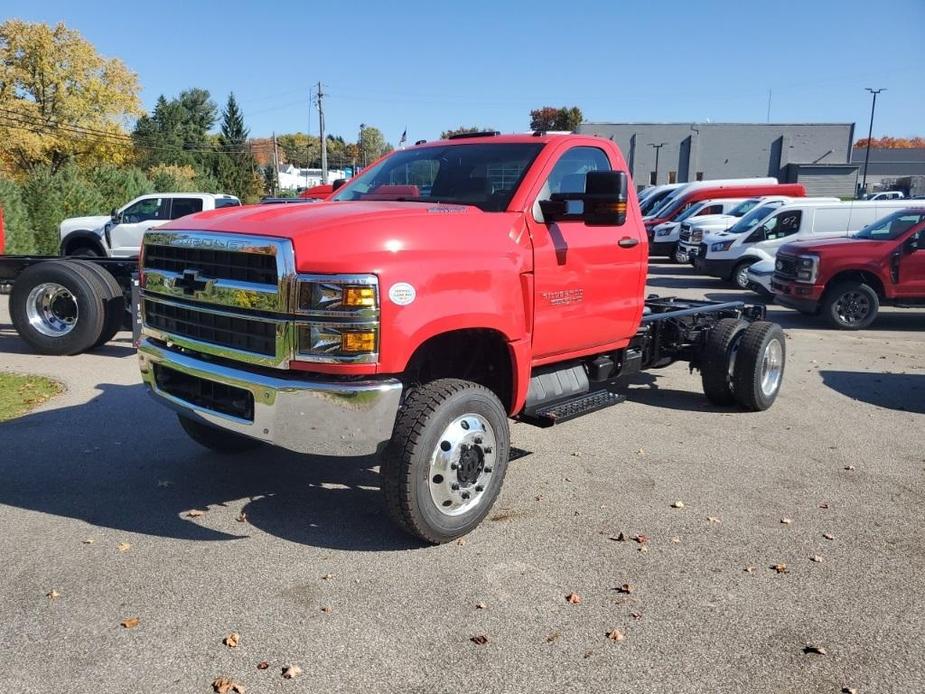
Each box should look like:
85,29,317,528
138,338,403,456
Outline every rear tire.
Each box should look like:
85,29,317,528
70,260,125,347
380,379,510,544
9,260,106,355
822,281,879,330
178,415,264,454
700,318,749,405
732,321,786,411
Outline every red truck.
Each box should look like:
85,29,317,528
136,132,787,543
772,208,925,329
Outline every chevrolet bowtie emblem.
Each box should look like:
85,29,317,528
173,270,209,295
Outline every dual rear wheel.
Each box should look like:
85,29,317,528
700,319,785,411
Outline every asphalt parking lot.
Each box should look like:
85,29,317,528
1,264,923,694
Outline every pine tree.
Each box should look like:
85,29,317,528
214,93,259,201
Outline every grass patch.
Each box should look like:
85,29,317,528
0,372,64,422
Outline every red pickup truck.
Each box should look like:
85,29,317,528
137,132,786,543
772,208,925,328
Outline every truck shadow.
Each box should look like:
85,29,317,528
819,370,925,414
0,382,422,552
0,321,137,358
621,372,734,413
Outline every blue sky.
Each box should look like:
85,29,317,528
5,0,924,144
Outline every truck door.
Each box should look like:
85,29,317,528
110,197,171,257
894,218,925,298
751,209,803,255
527,146,646,359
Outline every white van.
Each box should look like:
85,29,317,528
649,197,751,258
692,200,913,288
644,177,777,220
639,183,685,215
677,196,840,263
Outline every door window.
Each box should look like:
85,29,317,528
763,210,802,241
122,198,168,224
170,198,204,219
535,147,612,221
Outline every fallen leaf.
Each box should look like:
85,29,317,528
475,602,486,610
120,617,140,629
638,545,649,554
212,676,245,693
320,607,332,613
707,516,721,524
185,509,206,518
613,583,634,594
606,628,625,641
223,632,240,648
671,500,685,509
609,532,627,542
236,513,248,523
82,538,95,545
781,518,793,525
771,564,789,574
571,451,581,457
810,555,823,563
321,573,334,581
803,644,827,655
633,534,649,544
823,532,835,541
534,495,543,502
156,480,173,488
744,566,756,573
670,536,681,544
565,592,582,605
281,664,302,679
469,635,489,646
46,590,60,599
256,661,269,670
117,542,132,552
546,631,560,643
636,448,645,456
818,502,829,509
583,649,594,659
842,688,858,694
631,612,642,620
844,465,855,471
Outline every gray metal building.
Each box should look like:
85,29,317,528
576,122,858,196
850,147,925,194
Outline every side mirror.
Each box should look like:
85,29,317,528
539,171,628,226
906,234,921,252
111,208,121,223
331,178,347,191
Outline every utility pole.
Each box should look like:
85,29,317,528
861,87,885,197
315,82,328,184
648,142,667,184
271,131,280,196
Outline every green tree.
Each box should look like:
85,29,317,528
213,93,259,201
358,126,390,167
0,20,141,176
440,126,493,139
132,89,218,170
21,164,105,254
277,132,320,168
0,177,32,253
83,164,153,212
529,106,583,132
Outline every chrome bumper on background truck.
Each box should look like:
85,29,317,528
139,338,403,456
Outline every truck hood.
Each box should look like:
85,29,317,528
159,201,530,274
780,237,885,255
689,213,736,226
60,215,110,234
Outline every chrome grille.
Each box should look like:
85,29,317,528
775,254,798,279
145,299,278,356
679,223,692,243
144,244,278,285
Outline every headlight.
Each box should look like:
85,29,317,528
293,274,380,363
655,227,672,237
795,255,819,283
692,230,703,242
711,240,735,252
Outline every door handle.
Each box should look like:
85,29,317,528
618,237,639,248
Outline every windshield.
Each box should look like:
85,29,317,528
641,189,674,215
676,201,708,222
728,198,760,217
331,143,543,212
852,210,925,240
726,202,783,234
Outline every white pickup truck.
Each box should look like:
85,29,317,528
59,193,240,258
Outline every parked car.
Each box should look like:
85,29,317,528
59,193,240,258
649,197,751,258
863,191,905,201
772,208,925,328
745,258,775,296
693,200,913,288
135,132,786,544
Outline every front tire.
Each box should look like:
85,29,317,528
822,281,879,330
380,379,510,544
731,260,755,289
178,415,264,454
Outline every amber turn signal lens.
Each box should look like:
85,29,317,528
343,286,376,307
342,331,377,353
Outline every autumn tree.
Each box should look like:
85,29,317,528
277,133,320,168
854,136,925,149
0,20,141,176
358,125,391,167
440,126,494,139
529,106,583,132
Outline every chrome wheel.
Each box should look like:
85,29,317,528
734,264,751,289
428,414,497,516
760,338,783,397
834,291,870,326
25,282,78,337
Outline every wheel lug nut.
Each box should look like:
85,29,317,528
451,483,459,491
483,447,492,454
474,436,483,444
484,466,492,473
440,440,451,452
475,485,483,492
461,491,470,500
450,463,458,470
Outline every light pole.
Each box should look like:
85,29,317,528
648,142,667,184
861,88,885,197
